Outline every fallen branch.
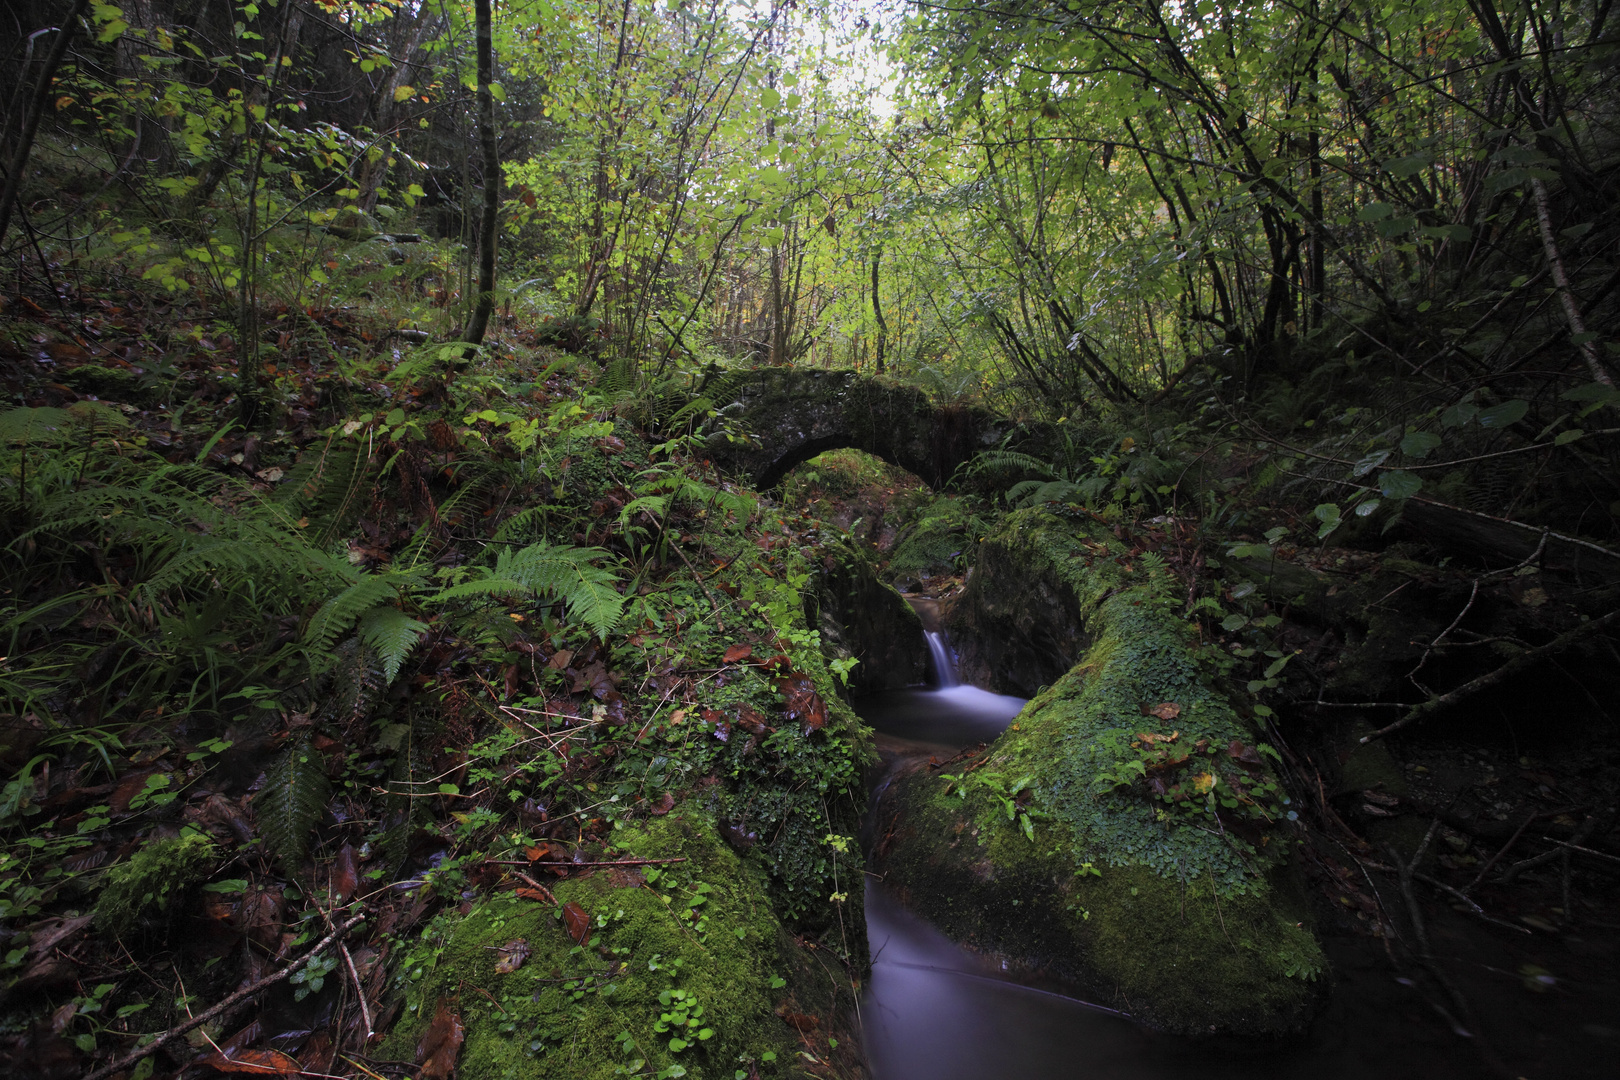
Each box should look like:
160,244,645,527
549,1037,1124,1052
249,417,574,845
495,856,689,871
83,910,367,1080
1361,608,1620,743
1542,838,1620,868
513,870,557,905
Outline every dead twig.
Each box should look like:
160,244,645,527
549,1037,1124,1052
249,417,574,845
1465,812,1537,895
83,910,367,1080
1361,608,1620,743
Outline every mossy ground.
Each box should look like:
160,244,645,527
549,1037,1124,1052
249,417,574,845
380,812,859,1080
874,509,1325,1035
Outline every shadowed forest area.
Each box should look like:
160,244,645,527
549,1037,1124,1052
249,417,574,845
2,0,1619,1078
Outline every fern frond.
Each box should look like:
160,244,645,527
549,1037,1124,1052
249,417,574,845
965,449,1058,480
0,406,74,446
425,543,624,637
502,542,624,638
253,730,331,869
357,605,429,684
305,570,424,657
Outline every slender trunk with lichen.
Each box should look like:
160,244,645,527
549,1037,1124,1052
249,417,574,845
0,0,89,252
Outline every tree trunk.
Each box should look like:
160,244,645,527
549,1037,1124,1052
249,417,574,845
871,248,887,374
460,0,498,349
0,0,89,252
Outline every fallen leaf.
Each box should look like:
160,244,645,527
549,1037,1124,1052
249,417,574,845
548,648,574,670
515,887,554,903
777,1009,819,1033
195,1047,302,1074
1147,702,1182,721
650,791,676,815
331,844,359,905
723,643,753,663
493,938,530,974
416,999,465,1080
776,673,827,729
562,901,591,944
1134,730,1179,746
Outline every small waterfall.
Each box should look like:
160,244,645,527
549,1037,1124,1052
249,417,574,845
924,630,959,688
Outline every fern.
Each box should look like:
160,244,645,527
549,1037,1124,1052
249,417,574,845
426,541,624,638
358,605,429,683
0,406,74,446
254,730,331,870
303,568,426,659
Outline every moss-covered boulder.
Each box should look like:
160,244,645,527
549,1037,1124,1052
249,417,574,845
871,509,1325,1036
381,811,863,1080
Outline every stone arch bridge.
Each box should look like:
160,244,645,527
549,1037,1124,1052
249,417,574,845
700,367,1055,490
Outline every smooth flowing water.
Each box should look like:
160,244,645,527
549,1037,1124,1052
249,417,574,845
853,618,1615,1080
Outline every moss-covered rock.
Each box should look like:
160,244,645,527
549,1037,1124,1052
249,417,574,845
806,534,927,696
380,811,861,1080
872,509,1325,1035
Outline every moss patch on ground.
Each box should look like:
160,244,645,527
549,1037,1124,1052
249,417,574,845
873,509,1325,1035
380,811,858,1080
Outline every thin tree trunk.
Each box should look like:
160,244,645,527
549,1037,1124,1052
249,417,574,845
1531,177,1611,386
0,0,89,252
460,0,498,348
871,247,887,374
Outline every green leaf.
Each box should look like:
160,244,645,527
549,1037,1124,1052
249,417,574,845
1399,431,1443,459
1477,399,1528,428
201,879,250,894
760,87,781,111
1357,202,1395,222
1554,429,1584,445
488,82,506,102
1378,470,1422,500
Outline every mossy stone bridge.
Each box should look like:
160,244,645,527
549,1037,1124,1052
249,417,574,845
701,367,1053,490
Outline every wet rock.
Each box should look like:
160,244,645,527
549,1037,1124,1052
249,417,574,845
808,535,927,695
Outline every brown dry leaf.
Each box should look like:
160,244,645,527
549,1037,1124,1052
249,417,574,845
777,1009,819,1033
515,886,554,903
493,938,530,974
548,648,574,671
649,791,676,816
416,999,465,1080
1147,702,1182,721
776,673,827,729
331,844,359,905
723,643,753,663
195,1047,302,1074
1134,730,1179,746
562,901,591,945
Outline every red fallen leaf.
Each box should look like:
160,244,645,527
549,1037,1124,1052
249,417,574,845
1147,702,1182,721
196,1047,302,1074
331,844,359,905
759,652,794,673
776,673,827,729
108,769,157,815
597,435,626,453
426,418,458,451
650,791,676,816
723,643,753,663
515,886,555,903
416,999,465,1080
562,901,591,944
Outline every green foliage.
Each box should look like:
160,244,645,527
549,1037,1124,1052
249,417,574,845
253,731,332,871
428,541,625,638
92,832,216,934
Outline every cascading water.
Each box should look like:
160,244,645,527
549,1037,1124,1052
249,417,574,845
924,629,959,688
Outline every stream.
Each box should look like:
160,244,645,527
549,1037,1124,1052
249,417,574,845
852,616,1617,1080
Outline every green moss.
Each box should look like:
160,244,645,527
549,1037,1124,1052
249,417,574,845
381,812,839,1080
873,509,1325,1034
93,831,216,934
